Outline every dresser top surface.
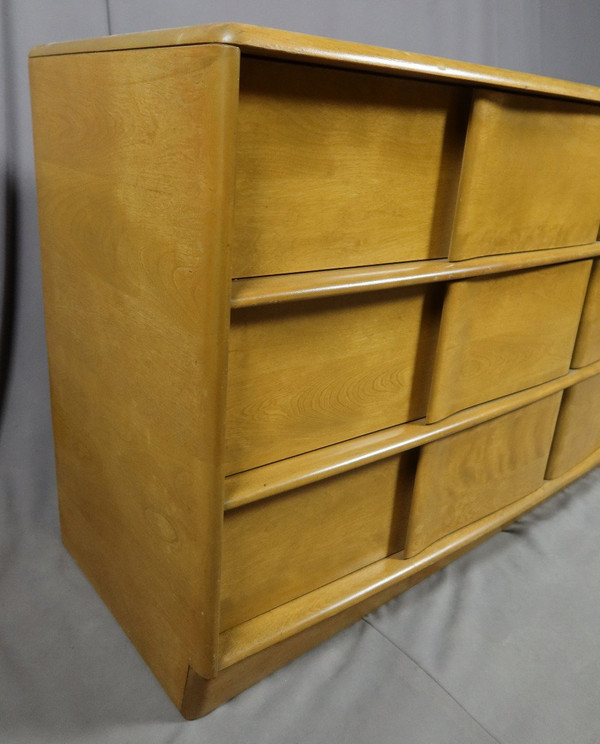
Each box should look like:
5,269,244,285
29,22,600,104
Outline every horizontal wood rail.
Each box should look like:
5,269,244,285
224,357,600,510
219,444,600,669
230,242,600,307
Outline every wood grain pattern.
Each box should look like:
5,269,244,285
232,56,468,277
28,23,600,106
218,438,600,682
427,261,591,422
220,453,416,630
184,535,476,717
546,373,600,478
224,357,600,512
29,24,600,720
450,90,600,261
405,394,562,558
231,241,600,308
572,260,600,368
226,286,443,473
29,44,240,695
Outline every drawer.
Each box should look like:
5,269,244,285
427,261,591,422
546,373,600,478
450,90,600,261
226,286,442,473
232,56,469,277
572,260,600,368
405,393,562,558
220,452,416,630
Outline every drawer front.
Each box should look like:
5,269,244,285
449,89,600,261
226,287,442,474
427,261,591,422
405,394,562,558
232,56,469,277
220,453,416,631
546,373,600,478
572,260,600,368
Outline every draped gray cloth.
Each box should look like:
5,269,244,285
2,2,600,742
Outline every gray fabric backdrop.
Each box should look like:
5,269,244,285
2,2,600,742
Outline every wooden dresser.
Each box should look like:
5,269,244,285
29,24,600,718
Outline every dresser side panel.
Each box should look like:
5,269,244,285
29,44,239,692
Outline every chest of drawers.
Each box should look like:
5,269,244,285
29,23,600,718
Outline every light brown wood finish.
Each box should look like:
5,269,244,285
231,241,600,308
218,440,600,678
226,287,442,473
405,394,561,557
29,24,600,720
28,23,600,105
182,556,452,718
232,56,468,276
572,260,600,367
224,357,600,512
450,90,600,261
29,44,240,699
220,453,416,630
427,261,591,422
184,537,480,718
546,373,600,478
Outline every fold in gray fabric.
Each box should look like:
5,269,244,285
1,528,498,744
368,468,600,744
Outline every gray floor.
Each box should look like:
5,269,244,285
3,467,600,743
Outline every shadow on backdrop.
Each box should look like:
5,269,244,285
0,0,18,445
0,173,17,443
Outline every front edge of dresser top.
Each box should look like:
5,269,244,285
29,24,600,719
29,22,600,102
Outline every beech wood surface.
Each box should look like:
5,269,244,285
226,287,442,473
232,56,467,277
427,261,591,422
29,44,239,692
28,22,600,720
220,453,415,630
405,395,562,557
216,443,600,683
450,90,600,261
572,260,600,367
28,23,600,106
231,242,600,308
183,542,473,718
224,357,600,511
546,373,600,478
